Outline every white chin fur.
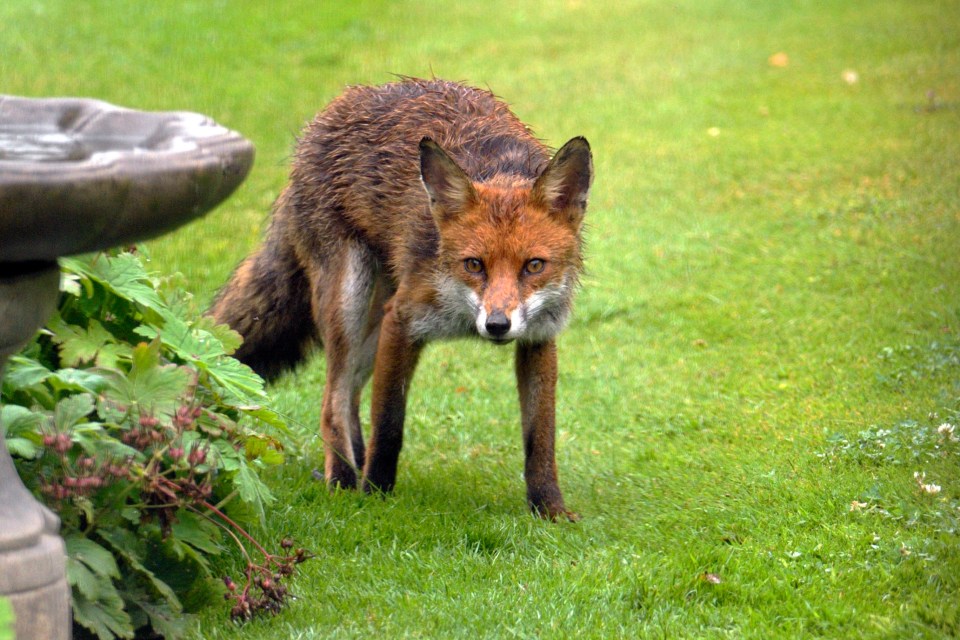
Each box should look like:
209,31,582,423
416,274,572,343
475,284,569,342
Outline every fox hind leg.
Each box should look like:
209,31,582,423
314,242,384,488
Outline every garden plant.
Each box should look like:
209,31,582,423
1,0,958,638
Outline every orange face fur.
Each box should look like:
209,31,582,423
442,185,580,342
417,137,591,344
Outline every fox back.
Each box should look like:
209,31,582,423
281,78,588,345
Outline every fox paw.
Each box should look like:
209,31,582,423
530,502,580,522
312,467,358,491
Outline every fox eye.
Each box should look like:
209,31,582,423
524,258,546,275
464,258,484,274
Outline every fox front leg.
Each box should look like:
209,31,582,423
515,340,578,521
362,303,422,494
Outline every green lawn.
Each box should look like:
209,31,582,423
3,0,959,637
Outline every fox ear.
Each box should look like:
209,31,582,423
419,137,477,223
531,137,593,227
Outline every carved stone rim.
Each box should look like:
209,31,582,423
0,96,255,262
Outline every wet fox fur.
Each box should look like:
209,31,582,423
211,79,592,520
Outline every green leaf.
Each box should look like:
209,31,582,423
54,394,96,431
133,597,187,639
0,405,44,438
48,368,112,395
94,343,128,369
245,434,285,466
5,438,40,459
0,596,14,640
98,528,182,614
239,403,295,440
72,585,133,640
233,463,275,522
137,310,268,405
2,356,51,389
101,341,190,417
60,271,83,297
210,438,242,472
65,535,120,580
170,510,222,560
71,423,142,461
194,315,244,354
47,315,116,368
115,572,189,640
61,253,163,311
202,356,269,404
67,556,105,601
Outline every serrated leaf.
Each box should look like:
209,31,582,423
245,434,285,466
61,253,163,311
66,556,105,600
54,393,96,431
5,437,40,459
171,510,222,558
98,528,182,613
0,404,44,437
48,368,111,395
60,271,83,297
233,463,275,522
2,356,51,389
136,310,268,404
239,404,294,438
203,355,268,404
211,439,242,472
141,308,217,358
94,343,128,369
48,315,115,368
65,535,120,579
71,424,142,461
114,571,189,640
135,597,188,639
72,584,133,640
194,315,244,355
101,341,189,417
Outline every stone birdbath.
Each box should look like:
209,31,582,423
0,95,254,639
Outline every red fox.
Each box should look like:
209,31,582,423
211,79,592,520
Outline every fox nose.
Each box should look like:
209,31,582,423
485,311,511,338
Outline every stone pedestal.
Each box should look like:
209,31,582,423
0,94,254,640
0,265,70,639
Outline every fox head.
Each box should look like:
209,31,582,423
419,136,593,344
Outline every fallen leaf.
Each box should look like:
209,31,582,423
768,52,789,68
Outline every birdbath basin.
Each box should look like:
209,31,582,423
0,95,254,639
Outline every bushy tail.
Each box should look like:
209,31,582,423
210,215,316,381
